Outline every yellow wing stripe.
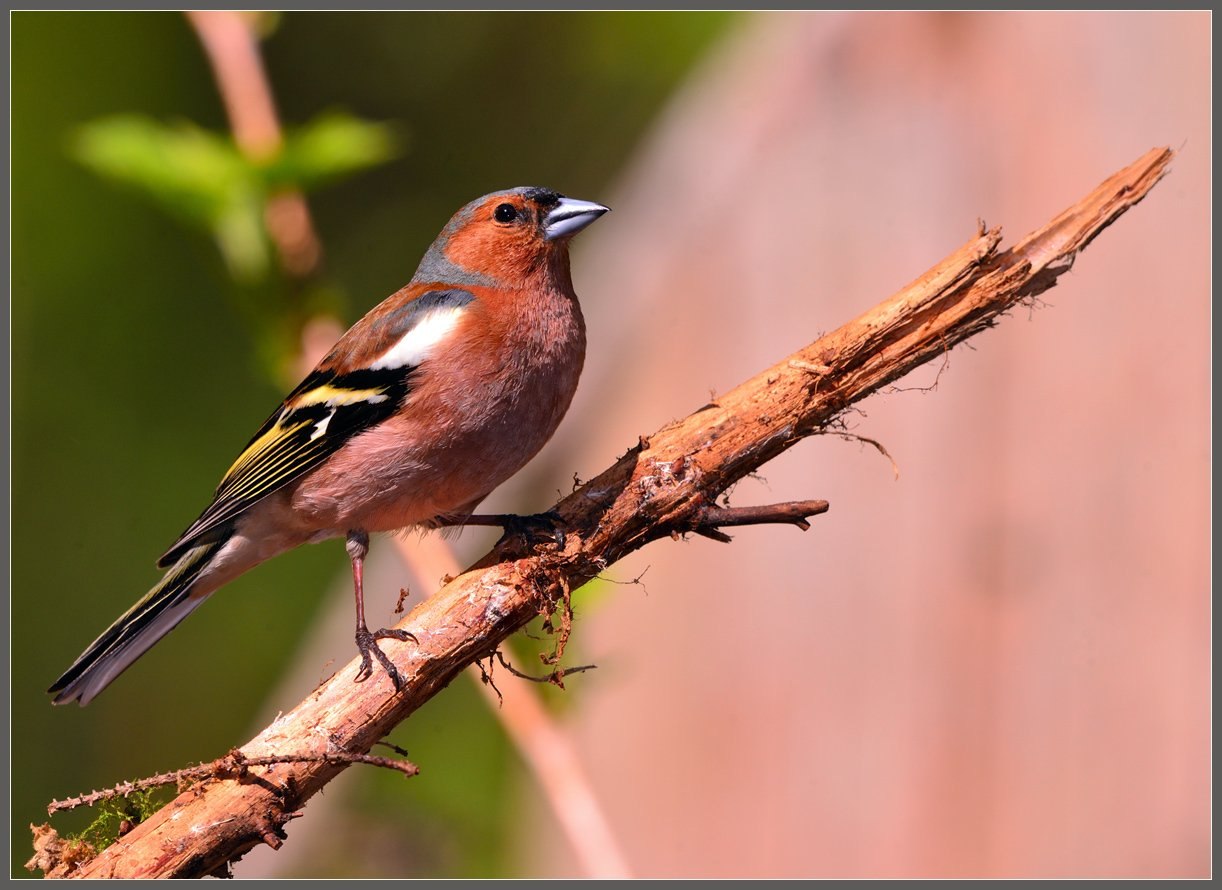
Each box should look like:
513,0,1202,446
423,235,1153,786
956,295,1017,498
291,384,391,408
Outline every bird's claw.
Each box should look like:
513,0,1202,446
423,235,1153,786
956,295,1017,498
498,510,567,549
354,626,417,691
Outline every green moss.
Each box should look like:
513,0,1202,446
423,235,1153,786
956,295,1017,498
70,789,165,854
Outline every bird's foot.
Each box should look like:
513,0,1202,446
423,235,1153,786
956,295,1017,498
354,626,417,691
496,511,566,549
433,510,568,549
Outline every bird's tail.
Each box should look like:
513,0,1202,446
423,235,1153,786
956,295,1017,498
48,537,228,706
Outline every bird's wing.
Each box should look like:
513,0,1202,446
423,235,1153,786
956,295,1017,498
157,288,475,567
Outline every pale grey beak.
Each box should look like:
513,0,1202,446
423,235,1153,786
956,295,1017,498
543,197,610,241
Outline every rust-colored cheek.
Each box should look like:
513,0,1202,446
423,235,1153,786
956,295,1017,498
445,226,543,282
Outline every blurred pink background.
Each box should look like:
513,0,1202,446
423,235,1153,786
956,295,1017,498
493,11,1210,878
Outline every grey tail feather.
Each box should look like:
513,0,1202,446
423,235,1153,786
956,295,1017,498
48,537,228,706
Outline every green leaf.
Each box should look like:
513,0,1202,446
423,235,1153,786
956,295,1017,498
70,112,399,281
268,112,402,191
71,115,254,229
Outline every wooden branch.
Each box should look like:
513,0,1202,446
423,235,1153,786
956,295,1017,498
49,147,1172,878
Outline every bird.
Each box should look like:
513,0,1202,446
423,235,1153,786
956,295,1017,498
48,186,609,706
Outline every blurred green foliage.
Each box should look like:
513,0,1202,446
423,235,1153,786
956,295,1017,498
11,10,734,878
72,111,399,281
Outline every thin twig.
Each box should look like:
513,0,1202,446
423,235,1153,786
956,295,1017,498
695,499,829,534
493,649,598,686
834,432,901,479
47,750,418,815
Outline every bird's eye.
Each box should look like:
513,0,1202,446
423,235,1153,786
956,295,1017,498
494,203,518,223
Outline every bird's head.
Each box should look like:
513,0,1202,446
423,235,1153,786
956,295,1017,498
414,187,609,287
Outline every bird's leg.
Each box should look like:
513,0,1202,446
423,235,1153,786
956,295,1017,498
435,511,567,548
346,529,416,690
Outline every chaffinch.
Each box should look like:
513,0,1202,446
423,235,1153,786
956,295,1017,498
49,187,609,705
